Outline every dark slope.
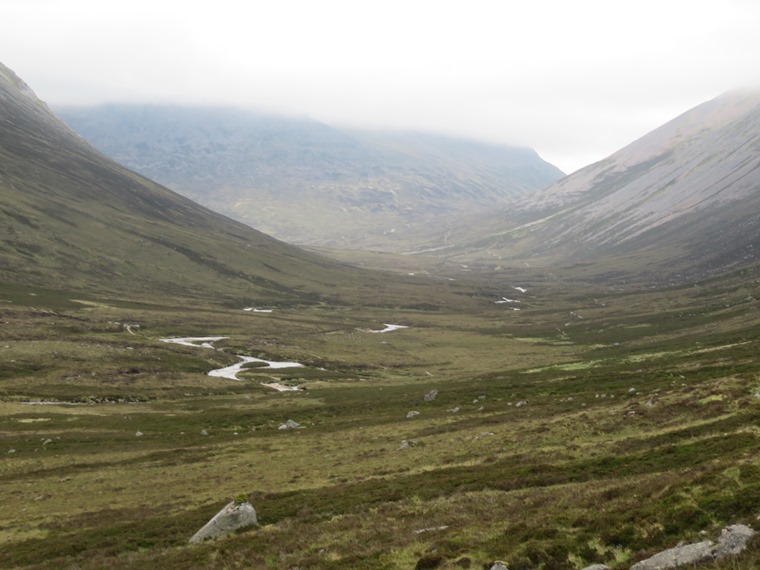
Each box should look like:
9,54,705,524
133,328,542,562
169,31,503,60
444,90,760,275
55,104,563,250
0,63,415,304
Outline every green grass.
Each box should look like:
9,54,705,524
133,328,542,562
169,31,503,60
1,265,759,569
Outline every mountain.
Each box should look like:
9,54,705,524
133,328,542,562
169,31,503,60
55,105,563,250
0,62,410,305
445,90,760,274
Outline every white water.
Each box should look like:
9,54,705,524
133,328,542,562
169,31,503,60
160,336,304,383
367,324,409,334
261,382,303,392
160,336,228,349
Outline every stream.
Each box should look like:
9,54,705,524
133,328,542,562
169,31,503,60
160,336,304,388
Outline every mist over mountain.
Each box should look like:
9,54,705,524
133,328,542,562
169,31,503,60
4,63,760,570
0,62,386,303
55,104,563,250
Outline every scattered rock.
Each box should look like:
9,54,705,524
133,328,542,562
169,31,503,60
278,419,301,430
631,524,756,569
448,406,460,413
135,431,143,437
714,524,756,560
424,389,438,402
473,431,494,441
189,500,258,543
406,411,420,419
630,540,715,570
42,438,53,446
413,525,449,534
8,449,15,454
515,400,527,408
201,429,208,436
645,399,654,407
398,440,414,450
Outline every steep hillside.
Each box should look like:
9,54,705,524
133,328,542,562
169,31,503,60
55,105,563,250
446,90,760,274
0,62,424,305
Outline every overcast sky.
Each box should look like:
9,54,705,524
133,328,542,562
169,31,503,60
2,0,760,173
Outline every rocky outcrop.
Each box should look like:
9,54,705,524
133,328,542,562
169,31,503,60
631,524,756,569
278,419,301,430
713,524,756,560
630,540,715,570
424,389,438,402
189,500,258,543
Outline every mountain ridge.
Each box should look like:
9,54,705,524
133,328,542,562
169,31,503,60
0,62,415,305
442,90,760,274
55,104,564,250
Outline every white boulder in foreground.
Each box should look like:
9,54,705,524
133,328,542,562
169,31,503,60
630,541,715,570
189,500,258,543
714,523,756,559
631,524,756,570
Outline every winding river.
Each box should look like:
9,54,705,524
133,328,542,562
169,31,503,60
160,336,304,388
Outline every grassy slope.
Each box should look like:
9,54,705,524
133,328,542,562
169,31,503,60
1,263,758,570
1,64,758,569
0,63,451,309
432,92,760,278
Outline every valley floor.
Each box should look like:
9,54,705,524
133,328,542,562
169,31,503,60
1,267,759,569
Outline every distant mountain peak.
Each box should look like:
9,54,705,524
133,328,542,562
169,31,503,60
55,104,564,251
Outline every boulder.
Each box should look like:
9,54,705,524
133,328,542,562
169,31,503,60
581,565,610,570
424,389,438,402
630,524,755,569
714,524,756,560
489,562,509,570
407,411,420,419
278,419,301,430
189,500,258,543
630,540,714,570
